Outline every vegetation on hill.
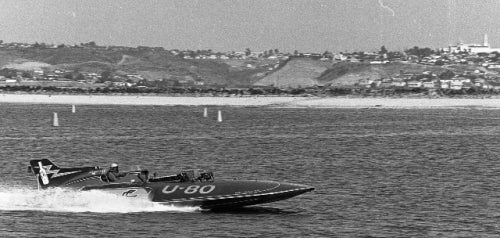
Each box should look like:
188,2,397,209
317,62,449,86
0,47,270,87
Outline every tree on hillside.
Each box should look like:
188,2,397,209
379,46,388,55
33,42,41,48
405,46,434,58
439,70,455,79
490,52,500,62
22,72,32,78
386,51,404,60
101,71,112,81
0,68,16,78
63,73,73,80
323,51,332,58
435,60,445,66
75,73,85,81
477,52,489,58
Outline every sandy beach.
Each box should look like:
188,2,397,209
1,94,500,109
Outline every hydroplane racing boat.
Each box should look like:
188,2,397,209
28,159,314,210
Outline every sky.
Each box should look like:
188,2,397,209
0,0,499,53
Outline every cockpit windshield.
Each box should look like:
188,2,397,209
148,169,214,183
179,169,214,182
126,165,144,172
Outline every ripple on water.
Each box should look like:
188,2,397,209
2,106,500,237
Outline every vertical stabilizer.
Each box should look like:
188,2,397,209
38,161,50,185
28,159,103,189
29,159,60,188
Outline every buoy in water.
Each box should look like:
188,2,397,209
53,112,59,127
203,107,208,118
217,110,222,122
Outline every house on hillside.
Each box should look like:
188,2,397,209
113,82,134,87
423,81,438,88
334,54,347,61
126,74,144,82
358,79,374,88
369,60,389,64
450,80,463,90
379,81,394,88
392,78,407,87
407,81,422,88
474,78,489,88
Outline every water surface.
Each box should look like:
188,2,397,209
1,104,500,237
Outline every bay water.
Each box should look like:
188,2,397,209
1,104,500,237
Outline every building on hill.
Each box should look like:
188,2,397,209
445,34,500,54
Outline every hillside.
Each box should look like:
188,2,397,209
0,47,473,89
254,58,331,88
318,62,449,87
253,59,453,88
0,47,270,87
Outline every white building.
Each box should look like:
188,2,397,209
446,34,500,54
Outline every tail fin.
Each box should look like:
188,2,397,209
29,159,61,187
28,159,104,189
29,159,60,175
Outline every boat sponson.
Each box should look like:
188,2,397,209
149,180,314,209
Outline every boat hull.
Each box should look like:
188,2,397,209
83,180,314,209
151,180,314,209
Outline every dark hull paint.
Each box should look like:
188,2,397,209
83,180,314,209
150,181,314,209
164,185,314,209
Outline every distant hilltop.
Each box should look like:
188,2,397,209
0,40,499,97
0,41,285,88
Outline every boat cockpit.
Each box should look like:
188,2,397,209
148,169,214,183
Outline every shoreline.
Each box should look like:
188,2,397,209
1,94,500,109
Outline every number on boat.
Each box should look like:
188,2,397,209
199,185,215,194
162,185,179,194
162,185,216,194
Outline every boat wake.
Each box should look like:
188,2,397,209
0,185,200,213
